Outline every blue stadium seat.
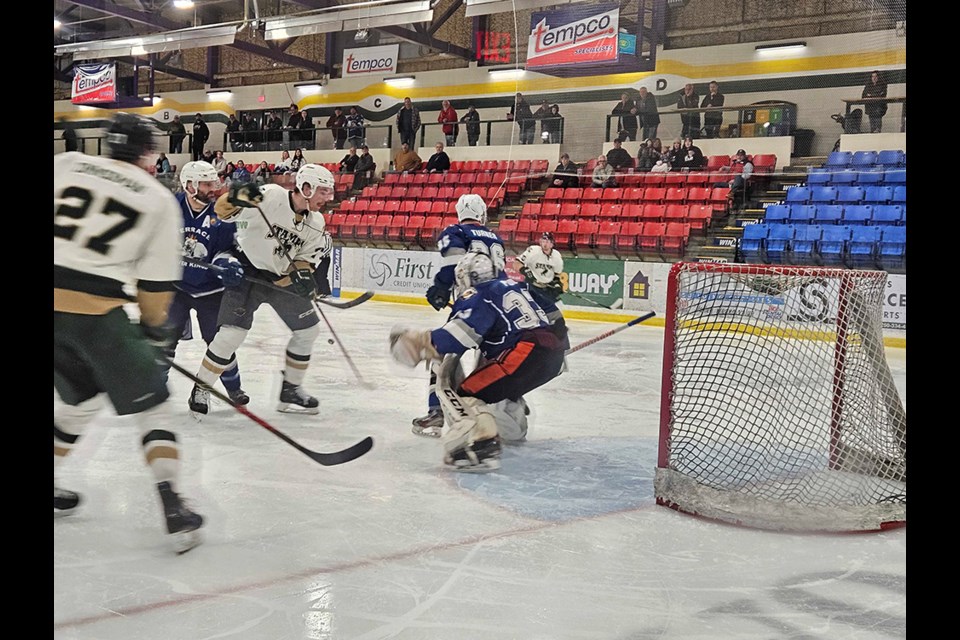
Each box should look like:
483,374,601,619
850,151,878,169
813,204,844,225
740,223,767,263
791,225,822,264
848,226,883,266
892,186,906,204
788,204,816,225
843,205,873,225
825,151,852,168
871,205,903,226
835,186,865,205
863,186,893,204
855,170,884,186
882,170,906,185
818,225,852,265
878,226,906,268
765,224,795,263
809,186,838,204
829,170,858,186
806,171,832,185
763,204,790,224
784,186,811,204
876,149,905,168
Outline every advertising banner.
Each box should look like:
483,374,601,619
362,248,440,294
342,44,400,78
526,4,619,69
71,63,117,104
331,246,343,298
882,274,906,330
559,258,623,308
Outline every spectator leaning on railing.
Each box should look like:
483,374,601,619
438,100,458,147
460,105,481,146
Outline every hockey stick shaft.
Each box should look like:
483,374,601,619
565,311,656,355
163,357,373,466
563,289,623,310
250,203,375,389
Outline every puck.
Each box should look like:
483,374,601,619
328,339,335,344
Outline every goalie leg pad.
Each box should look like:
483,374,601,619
436,354,501,472
489,398,529,444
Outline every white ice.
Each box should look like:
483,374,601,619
54,300,907,640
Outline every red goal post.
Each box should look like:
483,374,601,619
656,262,906,532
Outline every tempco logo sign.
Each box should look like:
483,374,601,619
342,44,400,76
527,5,619,68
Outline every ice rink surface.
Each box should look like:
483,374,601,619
54,299,907,640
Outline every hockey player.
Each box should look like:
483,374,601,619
391,252,568,471
166,160,250,415
54,112,204,553
190,164,335,414
516,231,566,327
414,193,505,437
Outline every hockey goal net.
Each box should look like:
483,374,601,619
655,263,906,532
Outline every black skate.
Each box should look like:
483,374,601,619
157,481,204,554
411,408,444,438
444,436,502,473
277,380,319,414
227,387,250,406
54,487,80,518
188,383,210,415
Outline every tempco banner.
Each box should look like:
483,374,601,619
71,63,116,104
363,248,439,294
526,4,619,69
342,44,400,77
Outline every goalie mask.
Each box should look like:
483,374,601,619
454,252,498,294
455,193,487,225
179,160,220,203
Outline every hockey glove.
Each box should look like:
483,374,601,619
213,258,245,287
389,328,440,368
426,284,451,311
288,268,317,298
519,266,534,283
227,182,264,209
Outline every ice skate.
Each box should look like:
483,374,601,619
411,408,444,438
277,380,319,414
157,481,204,555
227,387,250,406
55,487,80,518
444,435,502,473
188,383,210,415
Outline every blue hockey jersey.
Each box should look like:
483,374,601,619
175,192,240,297
433,222,505,290
431,278,551,359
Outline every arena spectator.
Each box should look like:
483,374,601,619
426,142,451,173
396,97,421,148
394,142,422,172
606,138,633,172
551,153,580,188
612,93,638,142
438,100,458,147
509,93,535,145
591,155,616,188
326,107,347,150
460,105,481,146
636,87,661,141
700,81,725,138
677,83,700,139
354,145,376,190
339,146,359,173
345,107,365,149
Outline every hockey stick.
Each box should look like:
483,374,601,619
163,357,374,466
249,203,376,390
563,289,624,310
182,256,374,309
565,311,656,355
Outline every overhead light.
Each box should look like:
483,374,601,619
384,76,415,87
173,0,195,8
54,18,62,29
354,29,369,42
54,24,237,60
755,41,807,54
465,0,588,18
295,82,322,95
143,95,161,103
206,89,232,100
488,68,524,79
264,2,432,41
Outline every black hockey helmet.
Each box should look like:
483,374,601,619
540,231,555,244
105,112,159,163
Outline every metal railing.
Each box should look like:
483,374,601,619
605,102,797,142
840,97,906,133
222,124,394,153
417,117,565,148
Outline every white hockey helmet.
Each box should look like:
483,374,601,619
179,160,220,192
296,163,336,195
456,193,487,225
454,251,498,293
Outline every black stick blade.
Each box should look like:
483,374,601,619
317,291,375,309
308,436,374,466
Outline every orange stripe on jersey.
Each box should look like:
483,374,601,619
460,341,534,394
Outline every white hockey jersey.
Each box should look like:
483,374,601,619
54,152,182,313
517,245,564,285
225,184,329,277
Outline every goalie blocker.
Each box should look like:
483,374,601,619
390,252,567,472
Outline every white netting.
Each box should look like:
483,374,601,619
655,263,905,532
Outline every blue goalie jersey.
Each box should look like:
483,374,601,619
431,278,551,359
175,192,240,297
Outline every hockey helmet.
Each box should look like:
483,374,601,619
455,193,487,225
540,232,555,245
105,112,159,163
179,160,220,200
295,163,336,195
454,251,498,293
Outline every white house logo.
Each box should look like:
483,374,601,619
527,7,619,67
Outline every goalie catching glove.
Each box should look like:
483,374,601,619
389,327,440,368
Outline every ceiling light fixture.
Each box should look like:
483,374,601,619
755,41,807,54
206,89,232,100
295,82,323,94
173,0,195,9
54,18,62,29
384,75,415,87
487,68,524,79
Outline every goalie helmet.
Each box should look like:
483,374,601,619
296,163,336,195
105,112,159,163
455,193,487,225
179,160,220,192
454,251,498,293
